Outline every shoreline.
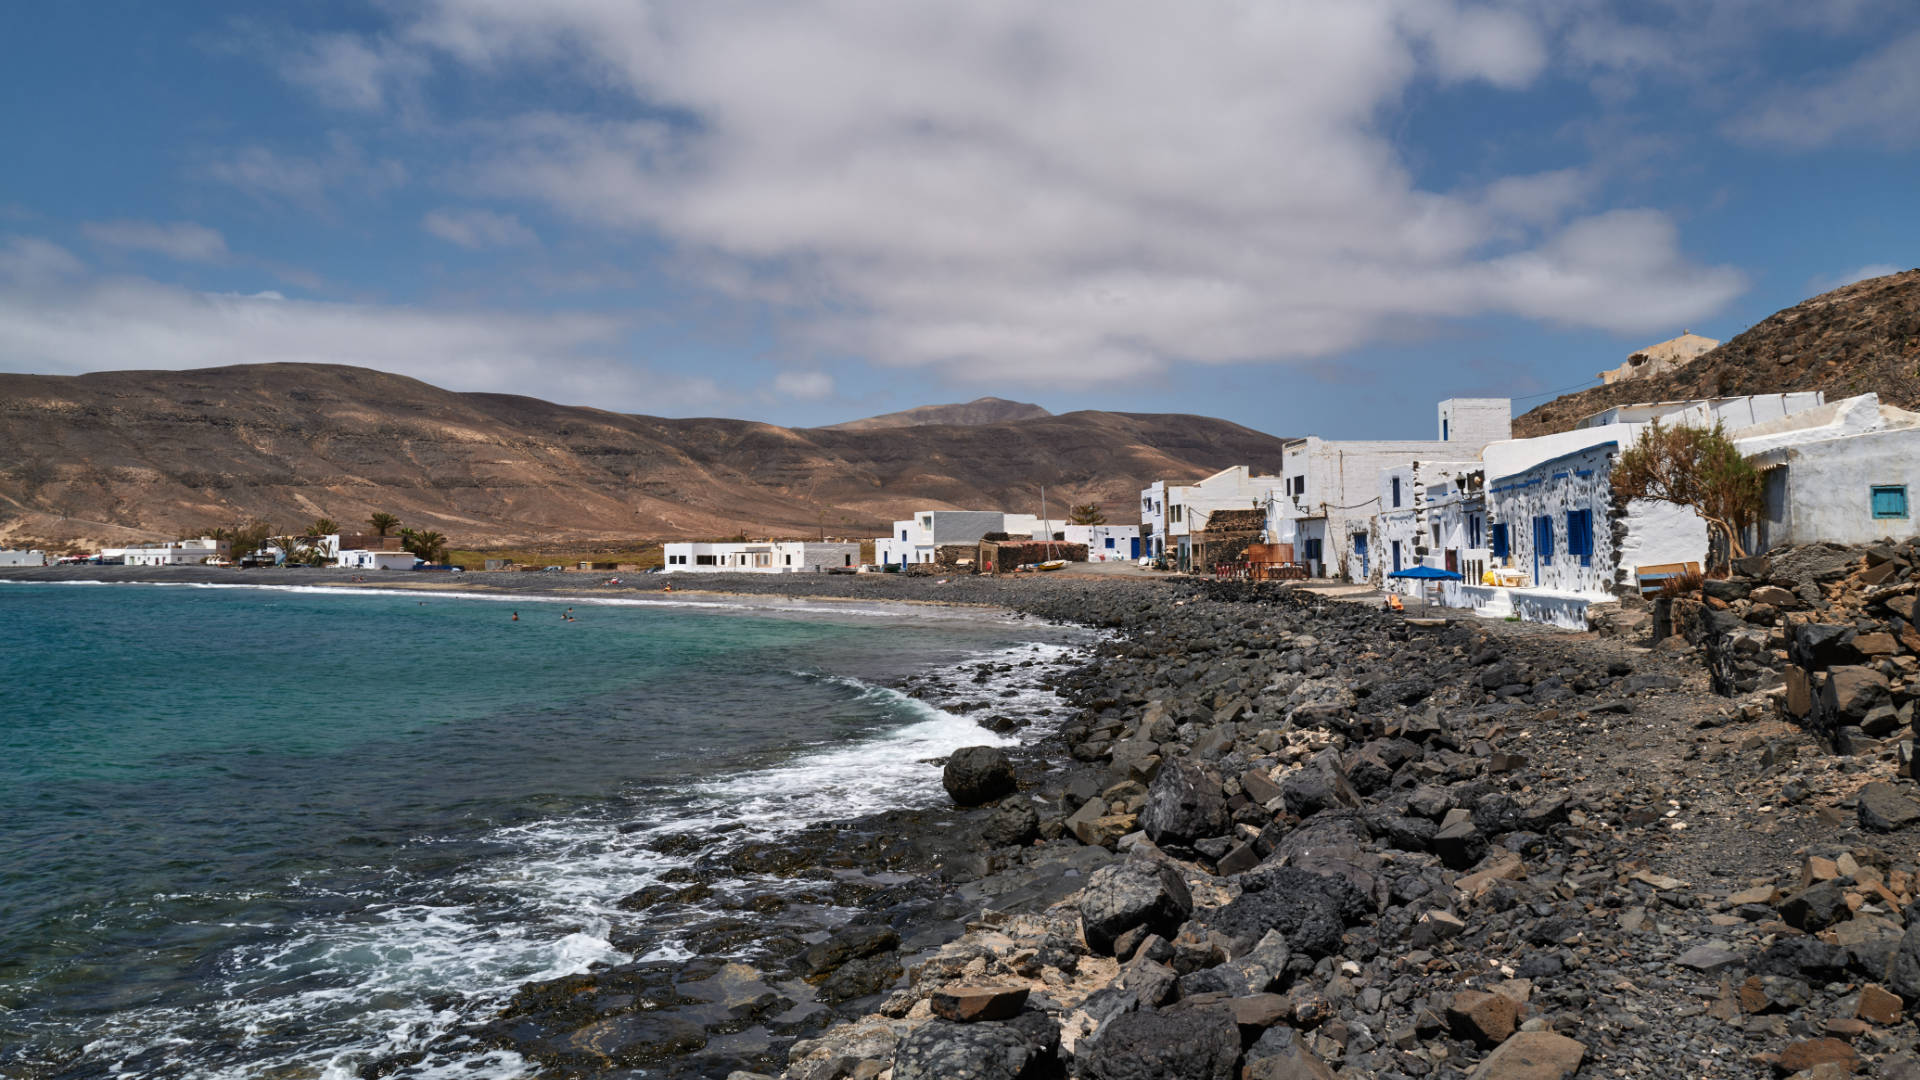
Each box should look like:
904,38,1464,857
16,566,1920,1077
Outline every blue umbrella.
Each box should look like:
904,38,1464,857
1387,564,1463,615
1387,565,1464,580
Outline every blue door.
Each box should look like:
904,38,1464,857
1130,537,1140,559
1532,515,1554,585
1352,533,1368,576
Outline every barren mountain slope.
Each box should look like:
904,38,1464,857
0,364,1288,547
821,396,1053,431
1516,268,1920,436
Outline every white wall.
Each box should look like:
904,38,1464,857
1756,427,1920,547
0,549,47,567
1065,524,1142,562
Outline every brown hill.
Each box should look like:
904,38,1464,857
1516,268,1920,436
0,364,1288,549
822,396,1052,431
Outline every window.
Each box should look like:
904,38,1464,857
1468,515,1482,549
784,554,792,565
1442,417,1450,441
1391,476,1401,508
1566,508,1594,567
1303,538,1323,562
696,554,716,566
1872,485,1909,519
1491,523,1508,559
1391,540,1402,571
1171,505,1182,523
1533,515,1554,560
1104,537,1115,549
900,529,908,541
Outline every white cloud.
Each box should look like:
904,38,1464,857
0,250,730,411
81,220,230,262
423,208,539,249
278,1,1746,384
206,133,407,207
282,33,430,112
1728,28,1920,149
0,236,85,285
771,371,834,400
1808,263,1906,293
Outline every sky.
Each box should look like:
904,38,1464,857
1,1,1916,438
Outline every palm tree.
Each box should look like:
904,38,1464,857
368,512,401,538
400,528,447,563
308,517,338,536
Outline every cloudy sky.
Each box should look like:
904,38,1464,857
2,2,1915,436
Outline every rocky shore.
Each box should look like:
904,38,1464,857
13,564,1920,1078
727,575,1920,1080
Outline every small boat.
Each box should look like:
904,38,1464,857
1035,559,1068,572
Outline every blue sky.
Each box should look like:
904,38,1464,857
1,2,1915,437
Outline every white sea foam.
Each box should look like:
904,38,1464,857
39,635,1085,1080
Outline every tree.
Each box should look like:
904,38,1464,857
308,517,338,537
1068,503,1106,526
400,528,447,563
368,512,401,538
1611,420,1764,570
222,519,274,561
274,533,328,566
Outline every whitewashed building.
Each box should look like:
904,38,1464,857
1140,482,1169,563
113,539,232,566
336,549,419,570
1456,392,1836,628
1157,466,1286,572
1271,398,1511,580
0,549,47,567
874,511,1037,567
1738,394,1920,549
1065,523,1143,563
663,540,861,573
1371,460,1485,587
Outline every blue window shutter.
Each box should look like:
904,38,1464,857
1491,523,1508,558
1872,485,1909,519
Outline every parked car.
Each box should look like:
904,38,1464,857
541,565,564,573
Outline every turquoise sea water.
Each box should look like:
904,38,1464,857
0,582,1083,1079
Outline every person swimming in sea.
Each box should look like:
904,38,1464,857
512,611,519,621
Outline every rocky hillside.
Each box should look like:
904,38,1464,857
1518,268,1920,436
823,396,1053,431
0,364,1287,548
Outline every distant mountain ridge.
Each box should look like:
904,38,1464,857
0,364,1289,548
1518,268,1920,436
821,396,1053,431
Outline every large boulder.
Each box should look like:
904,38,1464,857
1138,760,1228,848
1075,1005,1241,1080
1078,858,1193,955
1860,782,1920,833
891,1013,1058,1080
1200,866,1365,958
944,746,1017,806
1821,666,1892,726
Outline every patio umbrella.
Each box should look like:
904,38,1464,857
1387,565,1465,615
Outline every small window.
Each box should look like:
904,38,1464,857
1490,523,1508,558
1442,417,1450,441
1534,515,1554,560
1104,537,1115,549
1872,485,1909,519
1391,476,1401,508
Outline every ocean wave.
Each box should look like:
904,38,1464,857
19,636,1082,1080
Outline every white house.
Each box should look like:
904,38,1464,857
114,539,232,566
1371,460,1484,587
1159,466,1286,572
662,540,861,573
1737,394,1920,549
336,549,419,571
1271,398,1511,580
1065,523,1143,563
1140,482,1169,562
0,549,47,567
1456,392,1836,628
874,511,1035,568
